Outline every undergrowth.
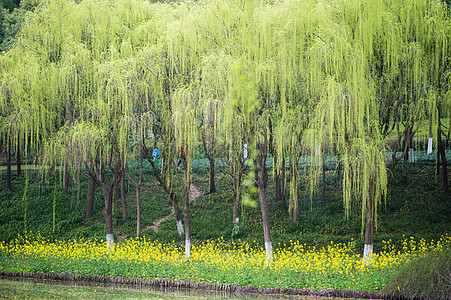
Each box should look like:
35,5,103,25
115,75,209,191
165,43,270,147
383,246,451,299
0,153,450,254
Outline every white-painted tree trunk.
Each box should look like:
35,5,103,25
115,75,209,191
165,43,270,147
234,217,239,232
363,243,373,266
185,239,191,260
265,241,272,265
315,143,320,156
177,220,184,236
408,148,415,163
427,138,433,154
160,158,164,174
106,233,114,248
243,144,248,159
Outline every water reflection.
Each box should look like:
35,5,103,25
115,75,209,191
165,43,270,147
0,276,373,300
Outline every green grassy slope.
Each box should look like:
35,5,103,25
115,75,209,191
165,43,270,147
0,153,450,254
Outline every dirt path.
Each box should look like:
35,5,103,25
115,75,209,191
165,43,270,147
148,210,175,233
147,183,202,233
117,182,203,244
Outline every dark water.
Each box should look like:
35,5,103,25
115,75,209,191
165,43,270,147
0,276,372,300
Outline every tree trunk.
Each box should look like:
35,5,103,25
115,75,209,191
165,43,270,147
290,156,299,222
436,146,441,176
281,156,286,211
136,186,141,236
232,171,242,231
258,182,272,265
209,155,216,193
6,137,11,189
126,159,143,237
408,137,415,163
16,135,21,177
256,140,271,265
183,171,191,260
275,174,282,203
64,161,69,194
322,155,326,201
86,161,121,248
274,153,282,203
438,134,450,197
85,176,95,219
142,145,183,235
403,150,408,185
121,170,127,219
114,183,120,200
172,192,184,236
103,187,114,248
363,188,374,266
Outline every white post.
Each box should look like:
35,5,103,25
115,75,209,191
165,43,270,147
243,144,248,159
160,158,164,174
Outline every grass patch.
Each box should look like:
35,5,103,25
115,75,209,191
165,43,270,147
383,246,451,300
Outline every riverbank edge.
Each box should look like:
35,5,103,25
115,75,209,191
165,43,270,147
0,271,387,299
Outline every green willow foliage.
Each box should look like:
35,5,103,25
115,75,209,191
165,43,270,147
0,0,449,240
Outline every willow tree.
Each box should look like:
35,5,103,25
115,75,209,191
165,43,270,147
0,0,169,245
298,0,450,264
369,0,451,189
0,22,60,191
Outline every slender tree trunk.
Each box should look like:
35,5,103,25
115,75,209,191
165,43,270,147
281,156,286,211
103,188,114,248
16,135,21,177
256,140,271,265
290,155,299,222
142,145,183,235
438,134,449,197
136,186,141,236
402,127,412,184
126,159,143,237
114,183,120,200
274,153,282,203
258,182,272,265
232,170,242,230
85,176,95,219
209,155,216,194
121,170,127,219
322,155,326,201
86,161,121,248
183,170,191,260
172,192,184,236
403,150,408,185
6,137,11,189
64,161,69,194
436,147,441,176
363,187,374,266
408,134,415,163
275,174,282,202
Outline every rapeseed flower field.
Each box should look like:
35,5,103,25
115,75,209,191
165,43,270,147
1,233,449,291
